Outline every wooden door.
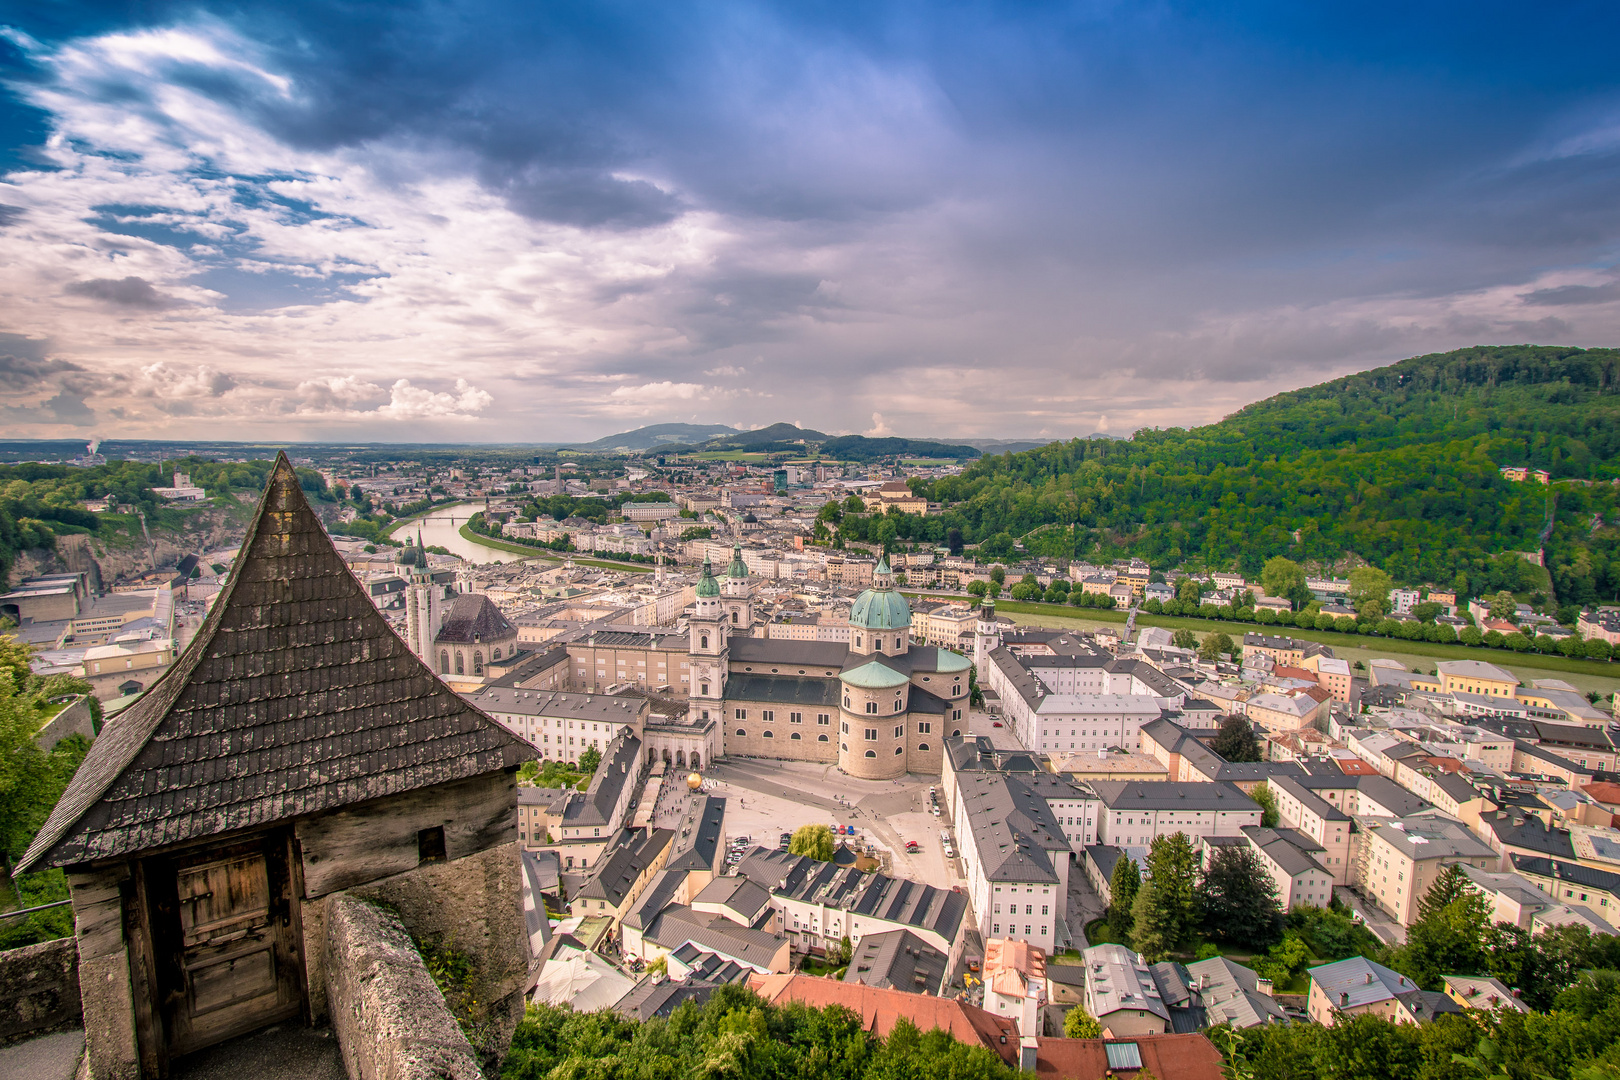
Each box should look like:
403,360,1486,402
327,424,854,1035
152,833,305,1058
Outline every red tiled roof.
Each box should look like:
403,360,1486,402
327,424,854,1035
1273,666,1317,682
747,974,1018,1063
1585,782,1620,808
1034,1033,1225,1080
1336,759,1379,775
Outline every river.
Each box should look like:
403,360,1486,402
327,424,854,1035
399,503,528,564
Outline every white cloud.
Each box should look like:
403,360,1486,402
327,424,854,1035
864,411,893,436
374,379,494,420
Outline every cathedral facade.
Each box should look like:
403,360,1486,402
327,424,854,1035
691,546,971,780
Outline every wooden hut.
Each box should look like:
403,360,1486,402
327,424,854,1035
18,454,536,1078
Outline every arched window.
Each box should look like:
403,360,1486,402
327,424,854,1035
894,701,903,713
790,732,801,740
439,651,449,673
818,734,829,742
473,651,483,674
865,750,877,758
493,647,501,660
918,743,930,751
895,746,904,755
731,612,738,624
762,730,774,738
855,636,862,649
455,652,465,675
866,702,878,714
700,635,709,650
952,730,961,737
843,697,851,708
736,729,747,737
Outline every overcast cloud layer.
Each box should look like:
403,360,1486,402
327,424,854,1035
3,2,1620,443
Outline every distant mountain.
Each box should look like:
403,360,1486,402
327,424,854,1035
711,423,830,448
568,423,739,451
817,436,982,462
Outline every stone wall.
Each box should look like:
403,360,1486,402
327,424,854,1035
323,894,483,1080
0,936,81,1043
35,695,97,750
306,841,529,1067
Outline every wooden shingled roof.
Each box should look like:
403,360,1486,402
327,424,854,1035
19,454,534,873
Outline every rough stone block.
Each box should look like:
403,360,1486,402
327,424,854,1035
323,894,483,1080
0,937,81,1043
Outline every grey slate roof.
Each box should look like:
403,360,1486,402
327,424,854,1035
844,929,949,995
20,454,534,873
613,976,725,1021
1309,956,1417,1009
1511,854,1620,893
643,905,786,969
724,674,841,707
577,827,674,906
732,846,967,941
1477,812,1577,860
956,774,1071,884
435,593,516,643
1089,780,1259,812
558,729,643,828
667,795,726,873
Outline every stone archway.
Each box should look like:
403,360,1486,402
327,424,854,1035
675,750,686,768
689,752,700,771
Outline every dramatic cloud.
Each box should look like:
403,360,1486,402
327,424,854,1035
2,4,1620,440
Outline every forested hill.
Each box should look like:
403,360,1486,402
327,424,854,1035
897,346,1620,603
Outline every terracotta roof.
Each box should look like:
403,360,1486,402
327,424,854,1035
984,938,1046,999
1033,1034,1225,1079
747,974,1018,1063
19,454,534,872
1335,758,1379,775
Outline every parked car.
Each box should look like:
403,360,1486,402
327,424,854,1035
904,840,920,852
991,721,1003,728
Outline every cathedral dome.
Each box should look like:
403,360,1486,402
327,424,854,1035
849,555,910,631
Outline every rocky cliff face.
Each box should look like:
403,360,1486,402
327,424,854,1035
13,507,251,588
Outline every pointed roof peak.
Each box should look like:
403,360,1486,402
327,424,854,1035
19,453,533,873
696,559,720,598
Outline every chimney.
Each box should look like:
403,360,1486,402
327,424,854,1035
1256,977,1274,997
1340,991,1350,1006
1366,972,1374,984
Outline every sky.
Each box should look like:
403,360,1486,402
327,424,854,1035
3,2,1620,444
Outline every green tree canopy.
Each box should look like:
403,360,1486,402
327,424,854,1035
1210,715,1261,762
1143,833,1202,950
789,824,836,862
1201,845,1285,950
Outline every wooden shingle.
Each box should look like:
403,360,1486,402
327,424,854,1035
20,454,534,872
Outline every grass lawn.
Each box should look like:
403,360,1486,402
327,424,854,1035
987,598,1620,693
799,957,848,977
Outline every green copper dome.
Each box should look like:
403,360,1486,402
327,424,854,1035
727,544,748,578
696,560,720,598
840,659,912,690
850,558,911,631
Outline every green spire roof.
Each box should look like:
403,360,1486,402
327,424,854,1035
696,560,720,597
875,553,891,576
727,543,748,578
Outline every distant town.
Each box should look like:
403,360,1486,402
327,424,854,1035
3,433,1619,1080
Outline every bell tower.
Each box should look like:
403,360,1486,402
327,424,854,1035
405,528,445,670
721,543,753,634
688,560,728,721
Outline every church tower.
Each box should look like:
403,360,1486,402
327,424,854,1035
405,530,445,669
687,560,728,722
720,543,753,634
974,599,1003,667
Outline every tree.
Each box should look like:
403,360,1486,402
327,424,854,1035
1262,557,1310,607
1392,865,1494,989
1198,632,1234,662
1130,880,1171,962
1250,782,1280,827
1108,855,1141,937
578,745,602,774
1488,589,1517,619
1348,566,1394,611
789,824,836,862
1143,833,1202,950
966,580,988,597
1210,716,1261,762
1201,846,1285,950
1063,1007,1102,1038
989,567,1006,586
1171,628,1198,650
